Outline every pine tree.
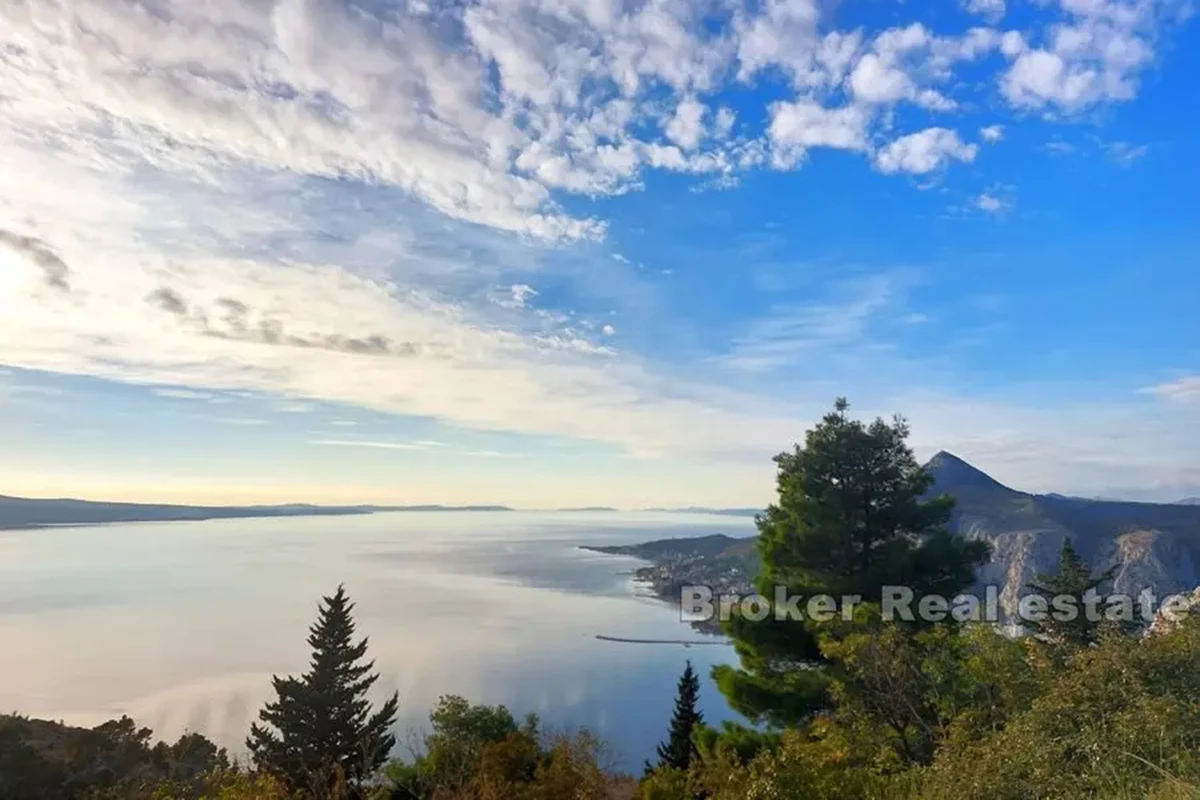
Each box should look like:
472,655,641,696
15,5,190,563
1024,538,1120,649
655,661,704,771
247,585,399,794
714,399,990,727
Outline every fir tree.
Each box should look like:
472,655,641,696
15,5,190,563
714,399,990,727
247,585,399,794
655,661,704,771
1024,538,1121,649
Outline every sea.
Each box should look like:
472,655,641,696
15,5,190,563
0,510,754,770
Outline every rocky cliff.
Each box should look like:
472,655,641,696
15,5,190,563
927,452,1200,618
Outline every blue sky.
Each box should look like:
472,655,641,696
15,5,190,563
0,0,1197,507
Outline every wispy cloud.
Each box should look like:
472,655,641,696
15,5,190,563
308,439,431,451
277,402,317,414
1142,377,1200,404
717,275,901,372
154,388,216,401
1105,141,1150,166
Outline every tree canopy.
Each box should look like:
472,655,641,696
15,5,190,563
247,584,399,794
715,398,990,726
654,661,704,773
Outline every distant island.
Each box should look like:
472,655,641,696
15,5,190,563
0,495,513,530
0,494,768,531
555,506,620,512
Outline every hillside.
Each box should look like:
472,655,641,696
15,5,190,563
926,451,1200,617
0,495,376,529
600,453,1200,621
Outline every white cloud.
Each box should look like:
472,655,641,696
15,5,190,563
875,128,979,174
915,89,958,111
1144,377,1200,404
666,98,707,151
463,450,522,458
980,124,1005,143
1105,140,1149,165
0,0,1174,252
998,0,1159,112
714,107,737,140
964,0,1007,21
767,101,870,167
1000,31,1028,57
849,53,914,104
496,284,539,309
153,388,216,401
309,439,431,450
976,193,1007,213
1044,139,1077,155
735,0,825,86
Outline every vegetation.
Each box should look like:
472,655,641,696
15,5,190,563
651,662,704,774
714,398,990,727
2,399,1197,799
1023,537,1131,651
639,400,1198,798
247,585,399,795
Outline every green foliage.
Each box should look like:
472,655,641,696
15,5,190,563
716,398,989,727
912,617,1200,799
147,768,291,800
654,661,704,772
693,722,781,766
638,766,691,800
385,695,528,797
1024,537,1134,653
385,704,629,800
812,608,1042,766
0,714,231,800
247,584,399,795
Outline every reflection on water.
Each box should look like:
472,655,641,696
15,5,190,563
0,511,754,769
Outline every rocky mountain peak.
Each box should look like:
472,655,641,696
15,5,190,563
925,450,1014,494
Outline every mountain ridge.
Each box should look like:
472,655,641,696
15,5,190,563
590,452,1200,622
923,451,1200,615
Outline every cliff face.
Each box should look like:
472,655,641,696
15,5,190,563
928,452,1200,617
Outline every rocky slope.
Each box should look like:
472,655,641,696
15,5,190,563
927,452,1200,618
600,453,1200,624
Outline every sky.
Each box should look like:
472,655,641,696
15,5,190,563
0,0,1197,508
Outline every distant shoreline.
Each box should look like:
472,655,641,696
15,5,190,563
0,497,760,531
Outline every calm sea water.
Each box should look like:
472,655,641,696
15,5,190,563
0,511,753,769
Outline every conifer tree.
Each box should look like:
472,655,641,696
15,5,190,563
714,399,990,727
1024,538,1121,649
655,661,704,771
247,585,399,793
